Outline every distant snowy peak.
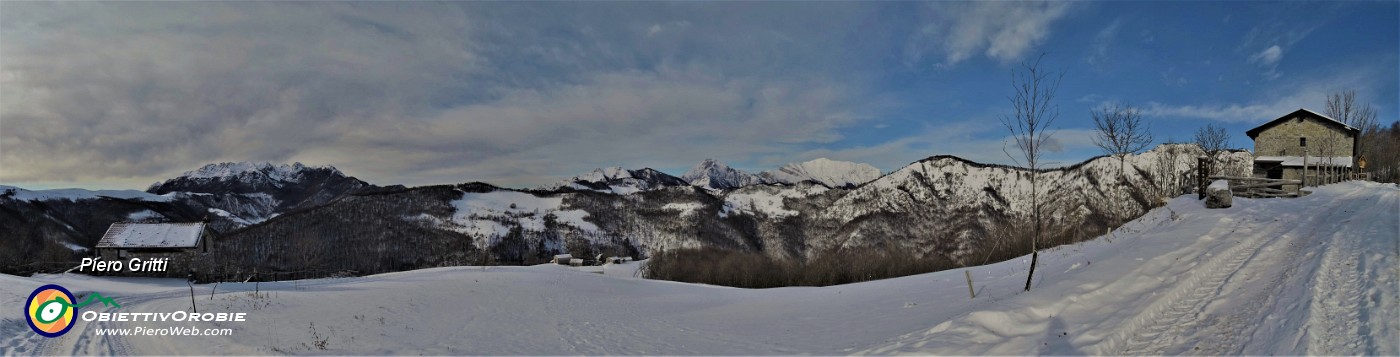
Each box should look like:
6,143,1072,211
761,158,881,188
177,162,339,183
548,167,689,194
149,162,348,193
681,159,766,190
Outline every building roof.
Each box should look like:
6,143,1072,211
1254,155,1354,168
1245,108,1361,139
97,222,207,249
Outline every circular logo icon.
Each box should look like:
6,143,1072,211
26,284,76,338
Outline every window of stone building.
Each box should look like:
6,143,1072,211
1300,137,1307,147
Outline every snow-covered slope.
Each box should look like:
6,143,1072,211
150,162,340,190
0,185,175,202
681,159,766,190
447,190,599,245
720,182,830,218
759,158,881,188
810,144,1254,257
4,181,1393,355
147,162,372,228
1,162,378,266
544,167,689,194
1,144,1252,278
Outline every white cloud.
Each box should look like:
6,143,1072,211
1250,45,1283,66
1239,18,1321,80
1140,102,1283,123
1086,19,1122,66
906,2,1076,67
1138,66,1386,123
784,118,1102,172
0,3,882,188
315,67,865,187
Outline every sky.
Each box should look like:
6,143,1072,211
2,1,1396,190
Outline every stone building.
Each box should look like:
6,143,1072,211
95,222,215,278
1246,108,1359,186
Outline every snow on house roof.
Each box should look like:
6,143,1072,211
97,222,207,249
1254,156,1353,168
1246,108,1360,139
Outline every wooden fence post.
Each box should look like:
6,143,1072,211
965,270,976,299
1197,157,1210,199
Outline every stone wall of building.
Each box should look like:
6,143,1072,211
1253,116,1354,157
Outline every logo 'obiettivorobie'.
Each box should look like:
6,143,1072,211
25,284,121,338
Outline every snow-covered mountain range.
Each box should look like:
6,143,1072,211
572,157,882,192
760,158,882,188
145,162,372,227
0,162,375,268
2,145,1253,278
680,159,769,190
545,167,690,194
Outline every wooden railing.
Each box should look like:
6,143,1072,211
1208,176,1304,198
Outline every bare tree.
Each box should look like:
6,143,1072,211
1324,90,1379,181
1372,121,1400,183
1325,90,1379,138
1194,123,1231,165
999,54,1062,292
1091,102,1153,175
1090,103,1152,221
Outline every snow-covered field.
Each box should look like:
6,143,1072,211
3,182,1395,355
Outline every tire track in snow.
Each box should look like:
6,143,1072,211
1305,191,1392,355
47,287,197,356
1307,231,1365,355
1104,188,1365,355
1100,209,1278,355
0,317,53,356
1187,191,1376,355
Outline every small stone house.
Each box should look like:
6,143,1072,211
95,222,215,277
1247,108,1359,186
553,254,573,265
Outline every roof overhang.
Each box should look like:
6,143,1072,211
1246,108,1361,139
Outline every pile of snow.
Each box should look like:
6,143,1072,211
2,182,1393,355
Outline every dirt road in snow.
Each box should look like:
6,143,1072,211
864,182,1397,356
1108,185,1395,355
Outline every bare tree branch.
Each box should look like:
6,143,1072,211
999,53,1062,292
1091,102,1153,175
1325,89,1379,160
1194,123,1230,163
